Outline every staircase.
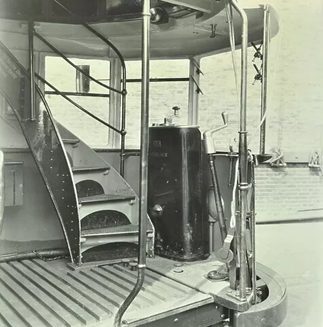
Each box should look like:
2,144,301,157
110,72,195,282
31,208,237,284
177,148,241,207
56,123,155,264
0,40,154,266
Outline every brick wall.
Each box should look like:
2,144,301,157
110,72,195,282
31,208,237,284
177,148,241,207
45,0,323,221
255,165,323,221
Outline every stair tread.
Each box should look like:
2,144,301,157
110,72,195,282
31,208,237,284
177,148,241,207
79,193,135,204
81,224,141,237
72,165,110,172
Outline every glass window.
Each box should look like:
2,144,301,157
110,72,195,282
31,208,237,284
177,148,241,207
44,56,110,148
125,60,189,149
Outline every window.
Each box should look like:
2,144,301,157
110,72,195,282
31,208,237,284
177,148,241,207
44,56,110,148
125,59,189,148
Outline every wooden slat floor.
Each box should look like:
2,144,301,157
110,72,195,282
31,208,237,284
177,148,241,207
0,258,213,327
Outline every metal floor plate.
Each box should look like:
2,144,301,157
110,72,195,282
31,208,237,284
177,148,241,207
0,259,213,327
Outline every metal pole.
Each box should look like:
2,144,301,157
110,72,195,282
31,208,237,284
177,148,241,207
259,5,270,155
250,163,257,303
113,0,150,325
188,57,200,125
209,156,227,242
109,59,122,148
28,19,36,121
231,0,248,301
120,67,127,176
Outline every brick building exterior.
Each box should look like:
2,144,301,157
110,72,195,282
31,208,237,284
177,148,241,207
45,0,323,221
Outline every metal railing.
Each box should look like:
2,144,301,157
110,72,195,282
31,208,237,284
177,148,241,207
33,0,128,176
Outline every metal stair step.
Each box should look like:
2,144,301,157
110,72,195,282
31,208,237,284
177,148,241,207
81,225,153,238
79,194,135,205
72,165,110,173
82,224,141,237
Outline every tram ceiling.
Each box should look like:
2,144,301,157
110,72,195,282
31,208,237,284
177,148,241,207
0,6,278,60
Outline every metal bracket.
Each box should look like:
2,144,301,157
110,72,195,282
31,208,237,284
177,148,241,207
210,24,217,38
191,76,204,95
308,150,321,168
252,64,263,85
191,58,204,76
263,149,287,167
251,42,263,61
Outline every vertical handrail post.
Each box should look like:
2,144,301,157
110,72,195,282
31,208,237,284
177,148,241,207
28,7,36,121
109,59,122,148
259,5,270,155
231,0,249,301
113,0,150,325
120,65,127,176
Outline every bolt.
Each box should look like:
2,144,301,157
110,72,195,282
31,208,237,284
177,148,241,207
129,262,138,271
174,318,179,323
173,268,184,274
220,314,225,319
121,258,130,267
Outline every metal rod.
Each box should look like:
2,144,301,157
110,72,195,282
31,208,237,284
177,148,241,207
34,31,122,95
53,1,125,66
120,67,127,176
109,59,122,148
114,1,150,325
231,0,249,301
99,77,190,83
250,162,257,303
259,6,270,155
45,91,110,98
28,18,36,121
0,248,68,263
37,74,123,135
209,156,227,242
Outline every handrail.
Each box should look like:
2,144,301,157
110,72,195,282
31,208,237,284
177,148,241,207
37,74,124,135
231,0,249,302
52,0,127,177
34,31,122,95
114,0,151,325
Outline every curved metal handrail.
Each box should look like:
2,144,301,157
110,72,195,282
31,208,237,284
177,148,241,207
36,74,124,135
52,0,128,176
34,31,122,95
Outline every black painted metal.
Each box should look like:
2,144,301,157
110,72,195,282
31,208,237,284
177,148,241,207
148,126,209,261
0,41,80,264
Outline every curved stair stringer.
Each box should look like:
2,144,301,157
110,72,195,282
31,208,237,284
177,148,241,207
0,41,82,264
55,122,155,260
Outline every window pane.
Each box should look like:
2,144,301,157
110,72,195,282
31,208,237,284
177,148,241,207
125,81,188,148
45,56,110,148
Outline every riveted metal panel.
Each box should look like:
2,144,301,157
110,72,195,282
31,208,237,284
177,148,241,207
0,41,80,264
